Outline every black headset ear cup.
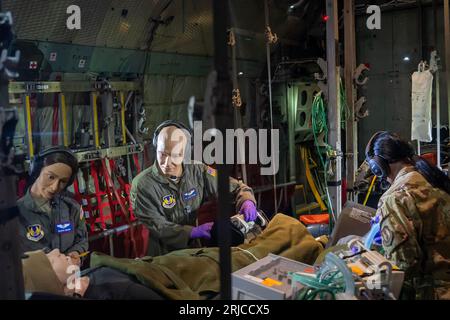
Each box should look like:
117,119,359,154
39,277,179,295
365,131,391,178
368,155,390,178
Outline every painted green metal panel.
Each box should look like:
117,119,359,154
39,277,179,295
89,47,147,74
38,42,94,73
35,41,262,78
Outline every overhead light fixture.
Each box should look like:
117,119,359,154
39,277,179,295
288,1,302,13
238,71,244,76
403,56,410,62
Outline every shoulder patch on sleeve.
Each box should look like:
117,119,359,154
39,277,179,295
206,166,217,177
26,224,44,242
381,225,394,246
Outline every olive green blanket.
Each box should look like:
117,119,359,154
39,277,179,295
90,213,324,300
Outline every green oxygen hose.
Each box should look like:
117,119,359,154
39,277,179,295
290,252,354,300
296,287,337,300
311,92,334,228
311,82,349,228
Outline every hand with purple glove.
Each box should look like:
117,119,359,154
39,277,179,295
190,222,214,240
239,200,258,222
371,215,383,246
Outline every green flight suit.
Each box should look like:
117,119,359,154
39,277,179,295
17,190,88,255
130,162,256,256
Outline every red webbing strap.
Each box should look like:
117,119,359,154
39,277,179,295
101,159,137,257
100,159,123,221
101,159,132,223
132,153,141,173
73,175,96,233
100,159,118,226
73,178,81,202
109,159,135,220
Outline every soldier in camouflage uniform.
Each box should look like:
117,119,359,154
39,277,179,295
365,131,450,299
131,121,257,256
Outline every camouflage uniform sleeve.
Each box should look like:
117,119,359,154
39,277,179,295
201,164,257,212
378,193,423,275
354,160,374,191
66,203,89,254
130,179,193,251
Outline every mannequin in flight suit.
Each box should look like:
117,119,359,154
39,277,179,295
17,147,88,265
130,121,258,256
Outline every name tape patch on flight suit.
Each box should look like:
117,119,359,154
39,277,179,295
162,194,176,209
183,188,198,201
26,224,45,242
206,166,217,177
56,222,73,234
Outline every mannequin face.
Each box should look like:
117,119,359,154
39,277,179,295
31,163,73,200
46,249,73,285
156,126,187,177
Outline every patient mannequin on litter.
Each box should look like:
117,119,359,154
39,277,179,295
22,214,326,300
22,249,90,298
22,249,163,299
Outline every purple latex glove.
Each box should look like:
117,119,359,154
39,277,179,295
374,234,383,246
371,215,383,246
190,222,214,239
239,200,258,222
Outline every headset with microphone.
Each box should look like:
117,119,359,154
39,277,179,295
29,146,78,189
29,146,79,250
365,131,391,179
153,120,193,179
365,131,415,179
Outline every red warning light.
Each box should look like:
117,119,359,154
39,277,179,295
322,15,329,22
